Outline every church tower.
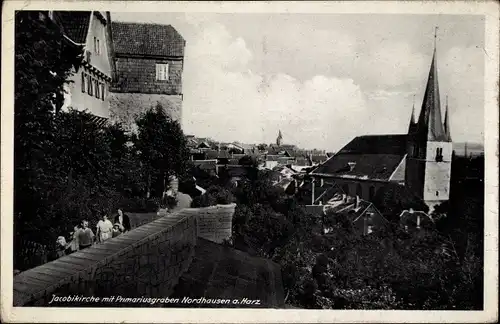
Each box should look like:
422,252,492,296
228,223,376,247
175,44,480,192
405,28,453,210
276,130,283,146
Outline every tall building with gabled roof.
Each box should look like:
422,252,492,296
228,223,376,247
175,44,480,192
310,31,452,211
107,20,186,131
51,11,113,124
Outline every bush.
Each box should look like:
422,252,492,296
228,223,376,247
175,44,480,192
190,185,234,208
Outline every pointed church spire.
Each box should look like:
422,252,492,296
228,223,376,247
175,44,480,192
408,95,417,133
417,27,447,142
444,95,452,142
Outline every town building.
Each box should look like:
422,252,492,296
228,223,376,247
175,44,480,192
52,11,113,123
309,38,452,211
108,21,185,131
322,193,388,236
399,209,434,233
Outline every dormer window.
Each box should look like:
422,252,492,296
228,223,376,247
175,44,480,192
156,63,169,81
435,147,443,162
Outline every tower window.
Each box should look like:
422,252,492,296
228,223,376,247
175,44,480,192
436,191,439,197
435,147,443,162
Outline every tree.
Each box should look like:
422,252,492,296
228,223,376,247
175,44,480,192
13,12,164,271
373,183,429,222
238,154,259,168
191,185,234,208
134,104,189,199
257,143,268,151
14,11,83,246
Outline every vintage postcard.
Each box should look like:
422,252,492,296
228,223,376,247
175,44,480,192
1,0,498,323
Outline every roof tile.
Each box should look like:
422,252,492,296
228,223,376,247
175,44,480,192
312,135,407,181
53,11,91,44
111,22,185,57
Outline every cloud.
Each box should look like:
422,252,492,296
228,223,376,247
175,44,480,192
179,15,484,151
354,41,429,90
112,13,484,146
182,20,378,151
439,46,484,143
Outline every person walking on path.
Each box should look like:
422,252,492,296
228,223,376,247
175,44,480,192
67,224,82,253
96,213,113,243
114,208,131,232
55,236,69,258
78,220,95,250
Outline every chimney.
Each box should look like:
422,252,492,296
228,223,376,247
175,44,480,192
409,208,414,214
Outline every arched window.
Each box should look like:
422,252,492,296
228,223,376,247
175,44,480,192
369,186,376,201
342,184,349,195
356,183,363,198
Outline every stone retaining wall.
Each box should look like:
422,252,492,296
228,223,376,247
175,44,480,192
180,204,236,244
13,204,236,307
14,212,197,307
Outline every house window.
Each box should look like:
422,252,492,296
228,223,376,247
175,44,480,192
156,63,169,81
81,72,86,92
94,79,100,98
436,147,443,162
87,75,93,96
101,83,105,101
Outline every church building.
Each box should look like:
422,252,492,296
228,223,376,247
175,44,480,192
310,36,452,211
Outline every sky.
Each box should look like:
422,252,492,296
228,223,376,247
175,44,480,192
112,12,485,152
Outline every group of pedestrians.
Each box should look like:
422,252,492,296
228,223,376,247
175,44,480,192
55,208,131,258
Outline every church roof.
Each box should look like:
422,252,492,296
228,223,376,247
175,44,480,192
417,45,450,142
310,135,407,181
